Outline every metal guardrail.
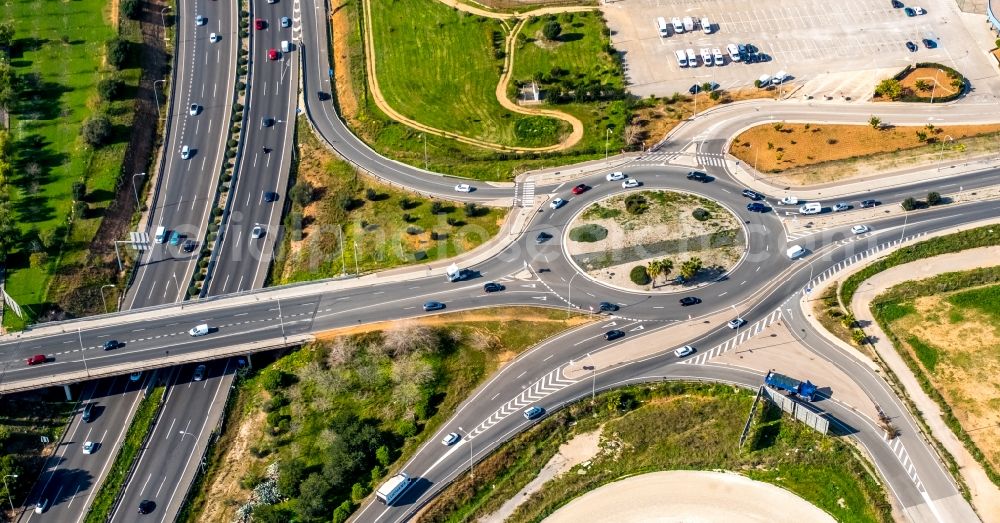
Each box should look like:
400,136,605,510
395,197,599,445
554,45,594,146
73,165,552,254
144,1,181,236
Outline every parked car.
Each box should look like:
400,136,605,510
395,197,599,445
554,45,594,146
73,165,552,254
604,329,625,341
891,0,903,7
193,364,206,382
727,318,747,329
746,202,767,212
686,171,709,182
571,184,589,195
727,43,740,61
423,301,445,312
922,38,936,48
622,179,640,189
914,6,925,14
712,48,725,66
605,171,625,181
833,202,851,212
679,296,701,306
26,354,46,366
860,199,881,208
523,406,544,420
441,432,460,446
904,6,916,15
483,282,504,293
701,48,713,66
549,198,566,210
741,189,762,200
454,183,472,193
906,41,917,52
598,301,619,312
674,345,695,358
851,224,870,234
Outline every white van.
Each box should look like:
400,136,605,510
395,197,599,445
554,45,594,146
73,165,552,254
671,17,684,33
786,245,806,259
155,226,167,243
799,202,822,215
656,17,669,37
189,324,209,337
701,17,711,33
674,49,688,67
682,16,694,32
280,40,290,53
686,48,697,67
773,70,789,85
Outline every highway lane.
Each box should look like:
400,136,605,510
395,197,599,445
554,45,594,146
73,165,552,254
17,377,148,523
123,0,240,310
205,0,299,296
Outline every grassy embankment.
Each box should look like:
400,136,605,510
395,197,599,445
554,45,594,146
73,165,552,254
84,383,165,522
332,0,628,180
729,121,1000,186
270,119,507,283
182,309,591,522
421,382,892,523
1,0,143,328
871,266,1000,487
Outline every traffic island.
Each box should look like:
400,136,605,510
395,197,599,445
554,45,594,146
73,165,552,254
565,190,746,292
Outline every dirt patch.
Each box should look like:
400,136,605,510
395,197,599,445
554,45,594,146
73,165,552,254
198,409,267,523
566,190,744,291
315,309,593,340
730,122,1000,174
894,66,959,99
633,88,774,149
331,2,359,123
889,292,1000,471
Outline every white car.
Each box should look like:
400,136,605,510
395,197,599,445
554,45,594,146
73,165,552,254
833,202,850,212
671,17,684,33
83,441,97,454
701,17,711,34
779,196,799,205
605,171,625,181
914,6,925,14
686,48,697,66
622,179,640,188
550,198,566,209
441,432,460,445
209,32,220,43
180,145,191,159
712,48,724,66
851,224,870,234
195,15,206,25
454,183,472,193
727,318,746,329
251,225,265,239
674,345,695,358
700,48,712,66
727,43,741,62
189,103,199,116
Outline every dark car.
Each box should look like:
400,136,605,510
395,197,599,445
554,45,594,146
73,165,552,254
922,38,936,48
741,189,762,200
263,191,279,202
860,199,881,208
483,282,504,293
746,52,759,63
686,171,709,182
423,301,445,312
745,43,758,53
317,91,330,101
26,354,46,366
104,340,118,350
904,6,916,16
688,84,701,94
571,184,588,195
82,402,95,422
138,500,155,514
598,301,619,312
604,329,625,341
261,117,275,127
182,240,196,253
746,202,767,212
757,53,771,62
892,0,903,7
906,41,917,52
535,232,552,244
679,296,701,306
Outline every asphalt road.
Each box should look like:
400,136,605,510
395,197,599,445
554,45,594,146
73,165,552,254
122,0,239,311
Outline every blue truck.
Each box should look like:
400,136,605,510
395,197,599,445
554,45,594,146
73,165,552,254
764,370,818,401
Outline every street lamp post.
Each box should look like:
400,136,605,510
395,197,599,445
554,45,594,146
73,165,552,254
78,327,90,377
3,474,17,514
567,272,580,317
352,241,360,276
132,172,146,206
605,128,611,160
153,79,165,119
100,284,115,314
160,6,171,35
422,134,428,170
584,353,597,403
276,297,286,339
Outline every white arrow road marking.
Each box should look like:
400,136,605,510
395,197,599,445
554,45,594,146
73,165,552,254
520,284,536,288
630,325,645,331
603,321,617,328
531,296,547,301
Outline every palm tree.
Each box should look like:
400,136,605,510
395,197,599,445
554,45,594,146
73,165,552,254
647,260,662,288
680,257,703,281
659,258,674,284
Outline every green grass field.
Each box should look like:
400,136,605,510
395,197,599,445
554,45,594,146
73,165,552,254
1,0,137,327
513,12,623,93
422,383,891,523
369,0,566,148
272,120,506,283
0,389,77,507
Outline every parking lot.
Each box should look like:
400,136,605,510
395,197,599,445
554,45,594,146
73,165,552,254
603,0,999,100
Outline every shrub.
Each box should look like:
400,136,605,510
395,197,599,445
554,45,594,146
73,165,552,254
446,217,458,226
260,369,294,392
98,77,124,100
927,191,942,206
106,38,129,69
289,180,314,207
406,225,422,235
624,194,648,215
121,0,140,19
430,201,444,214
542,21,562,40
82,116,112,147
72,201,87,218
568,224,607,242
629,265,651,285
691,208,711,221
463,202,480,217
72,181,86,201
188,285,201,296
365,188,378,201
874,78,903,100
901,197,918,211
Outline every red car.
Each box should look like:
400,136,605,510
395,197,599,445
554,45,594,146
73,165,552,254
254,18,266,30
26,354,46,365
267,48,279,60
571,184,588,195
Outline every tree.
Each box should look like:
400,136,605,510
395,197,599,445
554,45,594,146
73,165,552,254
753,79,763,89
278,458,307,497
868,115,881,129
0,62,17,111
0,203,18,257
874,78,903,100
332,500,353,523
375,445,391,467
98,77,124,101
679,258,703,281
288,180,314,207
0,21,13,50
542,21,562,41
901,197,918,211
927,191,942,206
251,505,294,523
646,260,662,286
121,0,141,19
463,202,480,218
296,474,333,520
106,38,130,69
914,79,931,91
365,188,378,201
658,258,673,280
915,130,928,142
81,115,111,147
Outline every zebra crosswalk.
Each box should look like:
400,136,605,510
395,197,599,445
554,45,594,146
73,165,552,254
884,431,925,493
630,151,727,168
680,308,783,365
515,181,536,208
467,367,577,439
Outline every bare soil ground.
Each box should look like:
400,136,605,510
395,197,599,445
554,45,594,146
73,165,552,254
198,410,267,523
632,89,775,149
566,191,744,291
730,122,1000,174
897,67,959,98
330,2,358,123
314,309,592,341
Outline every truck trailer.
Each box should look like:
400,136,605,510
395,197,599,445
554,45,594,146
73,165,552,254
446,263,470,282
764,370,818,401
376,473,412,505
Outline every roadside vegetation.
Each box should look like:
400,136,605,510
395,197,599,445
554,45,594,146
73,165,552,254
331,0,628,180
729,121,1000,177
871,267,1000,487
0,0,151,329
183,309,591,522
0,390,77,520
84,383,165,523
422,382,891,523
270,120,507,284
874,64,966,103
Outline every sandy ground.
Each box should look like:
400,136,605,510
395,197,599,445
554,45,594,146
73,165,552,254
198,410,267,523
480,428,603,523
850,246,1000,522
542,470,836,523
